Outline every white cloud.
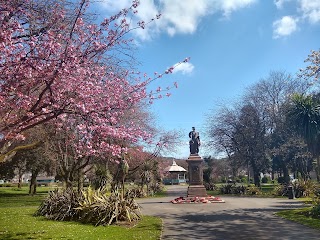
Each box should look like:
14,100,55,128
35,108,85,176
274,0,291,9
218,0,257,18
299,0,320,23
273,16,298,38
100,0,132,11
173,62,194,75
161,0,211,35
98,0,257,40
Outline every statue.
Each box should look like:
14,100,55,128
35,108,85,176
189,127,200,154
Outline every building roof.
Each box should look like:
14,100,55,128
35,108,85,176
164,160,187,172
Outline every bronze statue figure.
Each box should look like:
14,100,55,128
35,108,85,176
189,127,200,154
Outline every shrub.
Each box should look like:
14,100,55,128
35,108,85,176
149,182,163,194
35,187,141,226
219,184,232,194
309,189,320,218
219,184,246,194
204,182,216,191
277,176,285,184
293,180,317,198
125,187,146,198
309,204,320,218
77,187,140,225
272,185,286,196
261,176,270,184
35,188,82,221
246,185,261,195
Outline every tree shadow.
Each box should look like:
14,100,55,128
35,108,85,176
161,208,320,240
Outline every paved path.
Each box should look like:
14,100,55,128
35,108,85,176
136,185,320,240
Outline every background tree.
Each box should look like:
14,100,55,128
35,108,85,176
206,71,309,185
286,94,320,181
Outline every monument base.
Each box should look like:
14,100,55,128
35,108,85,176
187,185,207,197
186,154,207,197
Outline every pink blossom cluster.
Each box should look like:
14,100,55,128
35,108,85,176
298,50,320,82
0,0,190,159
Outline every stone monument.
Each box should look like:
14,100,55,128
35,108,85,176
187,127,207,197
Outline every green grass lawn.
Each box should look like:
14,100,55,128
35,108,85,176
0,187,162,240
276,207,320,230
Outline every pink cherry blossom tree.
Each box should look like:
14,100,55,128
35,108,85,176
0,0,190,162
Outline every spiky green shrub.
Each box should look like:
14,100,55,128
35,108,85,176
246,185,261,195
35,187,141,226
293,180,317,198
125,187,146,198
77,187,141,226
272,185,286,196
308,188,320,218
34,188,82,221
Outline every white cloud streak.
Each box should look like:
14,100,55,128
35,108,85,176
274,0,292,9
299,0,320,23
273,16,298,38
173,62,194,75
98,0,257,40
218,0,257,18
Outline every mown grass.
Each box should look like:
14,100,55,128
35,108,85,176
276,207,320,230
0,187,162,240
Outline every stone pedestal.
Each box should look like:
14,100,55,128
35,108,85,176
186,154,207,197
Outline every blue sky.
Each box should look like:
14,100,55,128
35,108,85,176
92,0,320,158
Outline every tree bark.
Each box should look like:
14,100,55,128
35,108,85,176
77,169,84,193
316,157,320,182
29,169,39,195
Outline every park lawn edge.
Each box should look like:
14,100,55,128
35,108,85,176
275,207,320,230
0,187,163,240
0,206,162,240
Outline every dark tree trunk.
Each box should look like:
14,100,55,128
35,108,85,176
282,165,290,184
253,172,260,187
77,169,84,193
29,169,39,195
251,162,261,187
316,157,320,182
17,170,23,189
62,171,73,190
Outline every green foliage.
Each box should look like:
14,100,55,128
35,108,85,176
91,165,113,190
309,204,320,218
246,185,262,195
218,184,262,195
309,188,320,218
125,187,146,198
35,188,82,221
293,180,317,198
276,207,320,230
77,187,141,226
204,182,216,191
219,184,247,194
35,187,141,226
272,185,286,196
277,176,285,184
261,176,270,183
149,182,163,194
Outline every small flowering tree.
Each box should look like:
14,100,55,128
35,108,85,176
0,0,190,163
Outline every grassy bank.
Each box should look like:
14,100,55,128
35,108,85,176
0,187,162,240
276,207,320,230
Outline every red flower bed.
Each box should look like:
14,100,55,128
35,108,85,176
170,196,225,204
